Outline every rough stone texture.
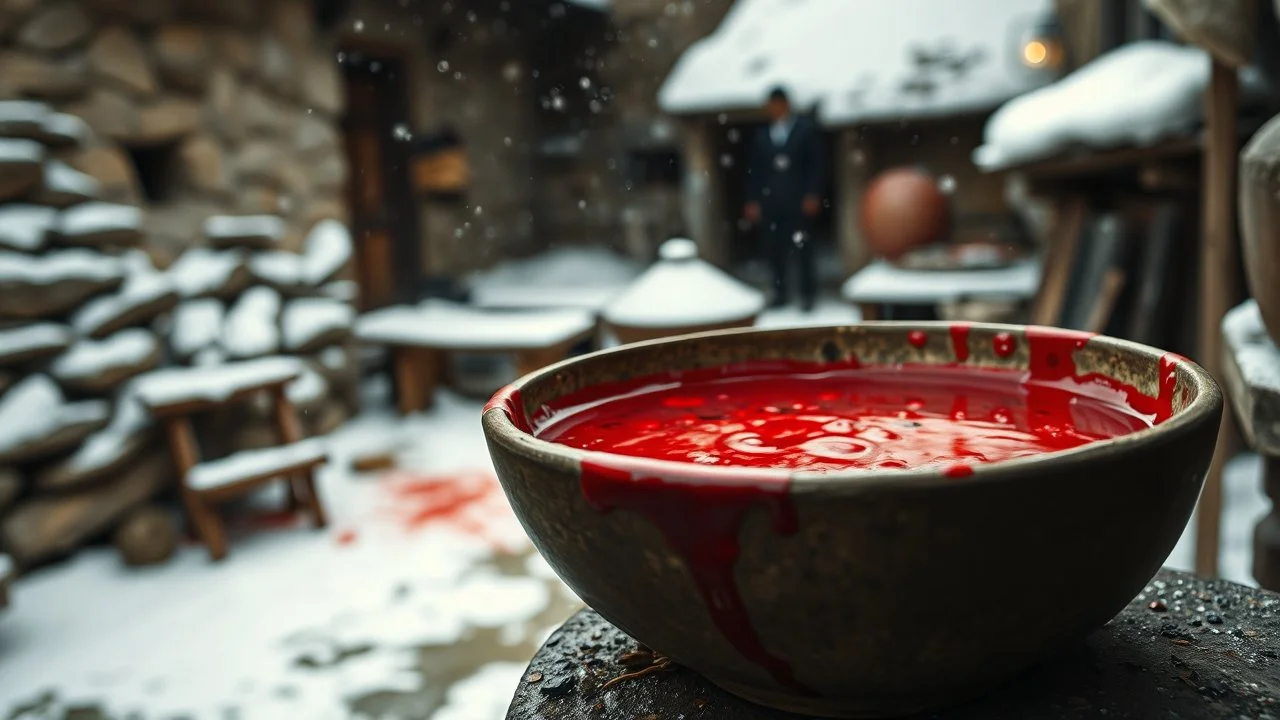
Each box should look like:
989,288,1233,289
35,431,152,494
0,449,171,568
177,133,230,195
17,0,92,52
214,29,258,77
153,24,210,92
0,50,89,99
302,51,344,116
66,87,140,142
136,96,202,145
0,139,41,200
67,145,141,204
87,25,157,97
259,36,295,99
112,504,178,567
84,0,172,23
205,66,243,141
508,571,1280,720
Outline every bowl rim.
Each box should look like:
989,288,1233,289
482,321,1223,494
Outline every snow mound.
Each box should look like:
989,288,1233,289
134,356,302,410
282,297,355,353
659,0,1057,126
51,329,161,386
72,261,177,338
357,300,597,350
0,375,109,463
467,245,640,310
302,219,352,285
170,299,225,359
604,238,765,328
0,248,124,285
976,41,1217,170
167,247,247,298
0,323,73,367
0,205,57,252
221,286,282,359
285,365,328,408
54,384,152,476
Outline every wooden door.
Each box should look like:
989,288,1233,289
341,52,421,311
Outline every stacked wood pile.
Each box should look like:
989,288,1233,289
0,98,357,580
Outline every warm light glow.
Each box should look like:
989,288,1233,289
1023,39,1049,67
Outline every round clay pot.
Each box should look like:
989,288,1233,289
482,323,1222,718
861,167,951,261
1240,112,1280,345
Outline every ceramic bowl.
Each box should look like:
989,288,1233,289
482,323,1222,718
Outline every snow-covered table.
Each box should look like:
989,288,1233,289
134,357,328,561
355,301,598,414
841,258,1041,320
1221,300,1280,591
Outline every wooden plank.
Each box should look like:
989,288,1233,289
1259,458,1280,591
1084,269,1126,334
1031,197,1087,327
1195,60,1240,577
164,416,227,562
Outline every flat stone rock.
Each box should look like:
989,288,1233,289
54,201,143,247
72,266,178,338
34,113,90,148
166,246,250,299
508,570,1280,720
0,375,110,464
0,467,21,514
0,136,42,201
0,51,90,101
1223,299,1280,455
0,249,125,320
50,328,163,394
205,214,286,249
35,385,153,493
0,323,74,367
0,100,50,139
36,159,101,208
1,449,171,568
16,0,93,52
282,297,354,353
88,24,158,97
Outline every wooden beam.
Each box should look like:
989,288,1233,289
1195,60,1240,577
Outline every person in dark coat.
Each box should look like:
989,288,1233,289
743,86,827,312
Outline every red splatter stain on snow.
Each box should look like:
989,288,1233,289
336,529,358,546
379,470,517,550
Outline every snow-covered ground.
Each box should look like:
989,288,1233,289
0,326,1268,720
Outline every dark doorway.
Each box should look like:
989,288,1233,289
717,120,838,282
340,50,421,311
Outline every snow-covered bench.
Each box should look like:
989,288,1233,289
355,300,598,414
133,357,328,561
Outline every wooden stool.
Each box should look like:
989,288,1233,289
135,357,329,561
1221,299,1280,590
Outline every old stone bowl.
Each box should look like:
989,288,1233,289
482,323,1222,718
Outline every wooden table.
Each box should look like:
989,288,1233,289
841,258,1041,321
355,301,598,415
1221,299,1280,591
507,569,1278,719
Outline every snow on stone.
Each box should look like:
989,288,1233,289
976,41,1228,170
604,238,765,328
222,286,281,359
171,299,225,359
39,112,90,146
167,246,245,298
0,248,124,285
133,356,302,410
0,137,42,163
51,329,159,385
0,323,73,366
72,258,176,337
659,0,1057,125
0,100,50,135
56,202,142,241
204,215,285,246
0,375,109,460
43,160,101,200
319,346,349,372
0,205,56,252
842,257,1042,304
60,384,152,474
467,244,640,311
282,298,354,352
357,300,597,350
1224,300,1280,393
302,219,352,286
320,280,358,303
187,438,327,491
249,251,305,290
286,365,328,407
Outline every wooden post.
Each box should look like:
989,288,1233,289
392,346,439,415
1257,457,1280,591
164,416,228,561
681,119,728,267
1195,60,1240,577
271,387,327,529
835,128,874,275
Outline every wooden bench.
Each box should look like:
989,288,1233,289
134,357,328,561
355,301,598,415
842,257,1042,321
1220,300,1280,590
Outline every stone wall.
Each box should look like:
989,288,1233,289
0,0,349,267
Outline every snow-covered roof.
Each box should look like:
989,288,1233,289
974,40,1236,170
603,238,765,328
659,0,1058,126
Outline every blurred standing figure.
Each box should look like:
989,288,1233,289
744,86,827,312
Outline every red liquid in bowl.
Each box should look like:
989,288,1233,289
534,364,1155,473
